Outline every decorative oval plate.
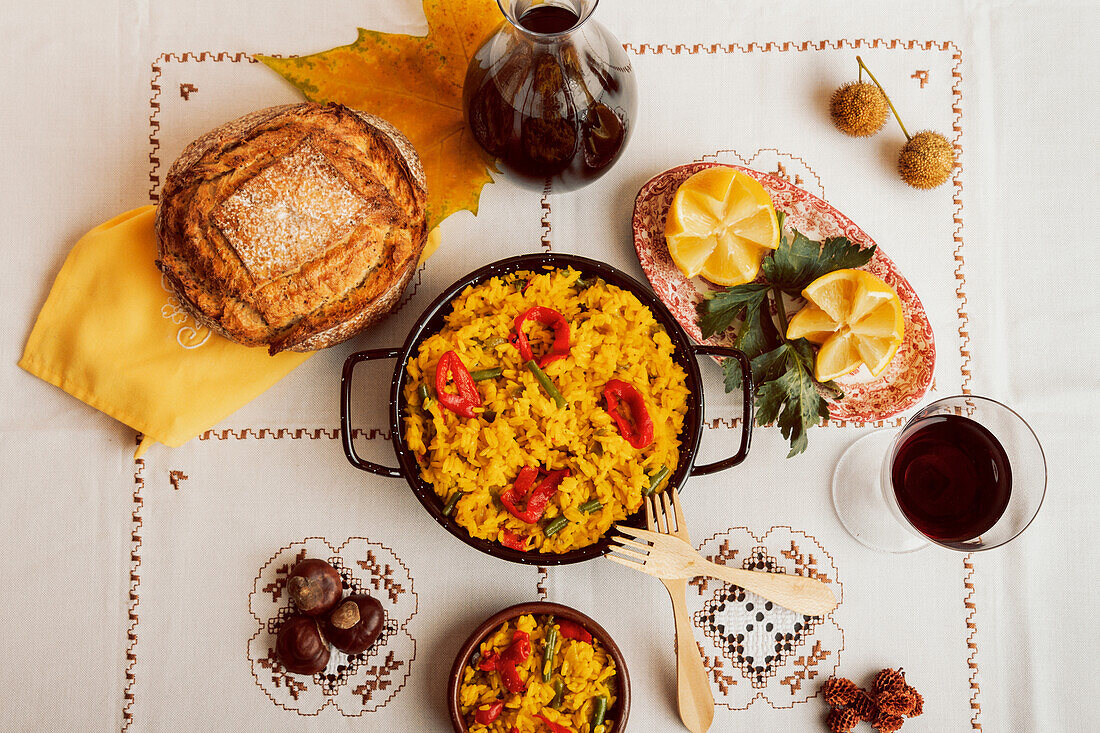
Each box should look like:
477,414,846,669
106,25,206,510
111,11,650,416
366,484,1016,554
633,162,935,422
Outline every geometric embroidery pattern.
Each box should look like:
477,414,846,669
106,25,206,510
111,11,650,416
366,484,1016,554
689,527,843,710
248,537,418,716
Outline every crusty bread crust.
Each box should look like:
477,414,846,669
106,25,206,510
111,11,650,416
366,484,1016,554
154,102,428,353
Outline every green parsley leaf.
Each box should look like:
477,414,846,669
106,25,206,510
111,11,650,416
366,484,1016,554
721,298,780,391
737,291,781,368
751,340,829,457
697,283,771,340
763,229,876,295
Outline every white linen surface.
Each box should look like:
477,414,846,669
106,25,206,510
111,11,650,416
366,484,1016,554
1,1,1097,730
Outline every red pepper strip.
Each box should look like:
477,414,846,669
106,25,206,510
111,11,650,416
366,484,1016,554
477,651,498,671
501,469,570,523
473,700,504,724
500,661,526,693
515,466,539,498
435,350,482,419
603,379,654,449
495,629,531,693
510,728,519,733
502,630,531,664
535,714,575,733
555,618,593,644
500,529,528,552
511,307,570,368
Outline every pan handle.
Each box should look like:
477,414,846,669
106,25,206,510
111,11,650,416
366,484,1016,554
688,344,754,476
340,348,403,478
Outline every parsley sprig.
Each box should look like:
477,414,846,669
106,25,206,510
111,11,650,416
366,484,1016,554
698,212,875,457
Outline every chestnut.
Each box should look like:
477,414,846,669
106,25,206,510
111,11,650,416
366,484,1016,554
323,594,384,654
287,558,343,616
275,614,330,675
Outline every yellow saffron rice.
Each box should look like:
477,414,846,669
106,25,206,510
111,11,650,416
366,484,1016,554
402,267,690,553
460,614,617,733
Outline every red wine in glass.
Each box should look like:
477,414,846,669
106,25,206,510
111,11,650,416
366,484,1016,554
891,414,1012,542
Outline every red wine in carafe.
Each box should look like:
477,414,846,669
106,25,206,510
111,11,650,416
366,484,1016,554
518,5,579,33
891,415,1012,542
462,3,635,191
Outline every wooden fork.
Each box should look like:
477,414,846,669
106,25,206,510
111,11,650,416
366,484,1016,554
638,490,715,733
608,493,839,617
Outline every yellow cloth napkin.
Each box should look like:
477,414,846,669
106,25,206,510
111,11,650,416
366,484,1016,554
19,206,312,457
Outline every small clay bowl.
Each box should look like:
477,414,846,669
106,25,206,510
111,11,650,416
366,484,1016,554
448,601,631,732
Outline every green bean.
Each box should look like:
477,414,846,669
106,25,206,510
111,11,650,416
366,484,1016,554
550,679,565,708
482,336,507,348
544,516,569,537
526,360,567,409
417,383,432,407
575,277,591,289
542,620,558,681
578,499,602,513
470,367,503,381
591,695,608,728
442,491,464,517
644,465,670,496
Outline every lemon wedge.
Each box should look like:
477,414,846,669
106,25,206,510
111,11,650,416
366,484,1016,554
664,167,780,286
786,268,905,382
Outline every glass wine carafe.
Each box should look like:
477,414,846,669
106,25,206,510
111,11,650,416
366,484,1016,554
463,0,638,192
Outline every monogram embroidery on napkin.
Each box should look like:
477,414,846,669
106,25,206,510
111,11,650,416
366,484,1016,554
159,273,212,349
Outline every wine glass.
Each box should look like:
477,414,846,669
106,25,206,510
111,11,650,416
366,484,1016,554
832,395,1046,553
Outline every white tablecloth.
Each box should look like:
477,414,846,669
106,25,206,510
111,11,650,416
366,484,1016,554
1,1,1097,730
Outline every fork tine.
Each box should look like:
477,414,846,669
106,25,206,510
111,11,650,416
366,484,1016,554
650,493,667,534
608,535,652,554
617,526,676,547
659,490,673,533
605,551,640,566
614,525,653,540
606,545,650,563
605,553,659,575
669,488,687,532
644,493,656,530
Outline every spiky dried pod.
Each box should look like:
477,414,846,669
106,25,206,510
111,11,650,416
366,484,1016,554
822,677,860,707
873,712,906,732
878,689,914,716
850,689,880,721
905,687,924,717
898,130,956,189
830,81,890,137
873,668,907,695
828,707,862,733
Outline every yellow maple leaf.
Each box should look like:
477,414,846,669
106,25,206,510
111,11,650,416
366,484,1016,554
259,0,500,228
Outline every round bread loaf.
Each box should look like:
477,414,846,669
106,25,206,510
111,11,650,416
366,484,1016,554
155,102,428,353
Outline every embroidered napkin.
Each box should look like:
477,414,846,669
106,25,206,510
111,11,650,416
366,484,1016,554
19,205,312,457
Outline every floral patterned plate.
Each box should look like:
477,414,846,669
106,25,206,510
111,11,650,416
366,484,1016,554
632,162,935,423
